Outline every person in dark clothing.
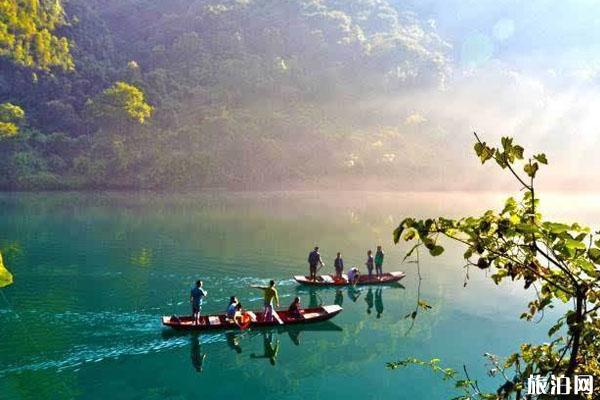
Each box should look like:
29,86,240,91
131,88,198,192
308,246,324,281
288,296,302,319
375,245,385,278
334,252,344,279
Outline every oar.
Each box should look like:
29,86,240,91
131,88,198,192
315,262,326,280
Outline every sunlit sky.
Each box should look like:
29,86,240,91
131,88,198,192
381,0,600,191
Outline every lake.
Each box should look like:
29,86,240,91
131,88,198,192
1,191,597,399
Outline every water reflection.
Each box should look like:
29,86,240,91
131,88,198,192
190,334,207,373
226,331,243,354
334,289,343,306
166,321,344,372
375,288,384,319
250,332,280,366
347,286,361,302
308,289,321,308
287,329,301,346
365,288,373,314
295,284,403,311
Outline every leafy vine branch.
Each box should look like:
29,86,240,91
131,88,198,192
390,134,600,399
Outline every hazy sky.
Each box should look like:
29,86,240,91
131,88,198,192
380,0,600,191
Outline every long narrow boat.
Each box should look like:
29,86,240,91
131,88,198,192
294,271,406,286
161,305,342,331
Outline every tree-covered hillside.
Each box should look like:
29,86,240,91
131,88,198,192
0,0,450,190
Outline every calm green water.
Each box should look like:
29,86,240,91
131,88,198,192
0,191,592,400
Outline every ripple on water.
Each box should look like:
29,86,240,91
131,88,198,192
0,329,228,377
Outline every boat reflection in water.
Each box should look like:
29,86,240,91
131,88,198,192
163,320,343,372
297,283,402,314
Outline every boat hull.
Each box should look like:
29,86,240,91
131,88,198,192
162,305,342,331
294,271,406,286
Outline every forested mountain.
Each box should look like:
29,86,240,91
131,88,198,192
0,0,450,190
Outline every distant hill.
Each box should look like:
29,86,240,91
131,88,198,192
0,0,450,190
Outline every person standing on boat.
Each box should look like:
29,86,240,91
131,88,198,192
251,280,280,322
190,280,207,325
375,245,384,278
308,246,324,281
365,250,374,279
334,252,344,280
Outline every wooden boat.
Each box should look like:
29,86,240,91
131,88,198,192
161,305,342,331
294,271,406,286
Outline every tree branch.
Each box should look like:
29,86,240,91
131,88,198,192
473,132,531,190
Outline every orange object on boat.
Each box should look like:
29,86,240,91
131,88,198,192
237,312,251,330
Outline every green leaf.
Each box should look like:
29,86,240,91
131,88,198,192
491,269,508,284
554,288,571,303
418,300,433,310
474,142,484,156
565,238,586,250
543,222,570,234
502,197,517,214
548,322,563,337
479,146,494,164
429,245,444,256
515,223,537,233
393,225,403,244
463,247,473,259
403,228,416,241
588,248,600,264
533,153,548,164
494,153,507,168
523,162,539,178
455,380,470,388
0,252,13,288
512,145,524,160
576,259,598,277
